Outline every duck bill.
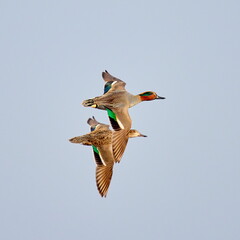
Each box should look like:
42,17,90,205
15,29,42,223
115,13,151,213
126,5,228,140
156,95,165,99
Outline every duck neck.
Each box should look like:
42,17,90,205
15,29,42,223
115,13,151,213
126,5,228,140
129,94,142,108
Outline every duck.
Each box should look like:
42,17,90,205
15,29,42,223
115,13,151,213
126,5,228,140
82,70,165,163
69,116,146,197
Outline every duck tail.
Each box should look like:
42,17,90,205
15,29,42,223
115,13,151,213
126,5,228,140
69,135,92,145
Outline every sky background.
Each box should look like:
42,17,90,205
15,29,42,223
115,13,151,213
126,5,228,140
1,0,240,239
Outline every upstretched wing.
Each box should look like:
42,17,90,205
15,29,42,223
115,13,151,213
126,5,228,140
102,70,126,93
87,116,99,130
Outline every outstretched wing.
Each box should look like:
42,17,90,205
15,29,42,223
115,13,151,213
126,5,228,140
112,129,129,163
96,165,113,197
105,107,132,163
93,144,115,197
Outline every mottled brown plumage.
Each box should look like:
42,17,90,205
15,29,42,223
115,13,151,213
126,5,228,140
69,130,112,147
69,117,146,197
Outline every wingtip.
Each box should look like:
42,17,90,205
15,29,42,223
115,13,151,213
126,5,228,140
99,192,106,197
87,116,99,126
102,70,109,78
97,188,107,198
87,118,92,125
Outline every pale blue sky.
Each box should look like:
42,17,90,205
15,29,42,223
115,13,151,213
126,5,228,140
1,0,240,239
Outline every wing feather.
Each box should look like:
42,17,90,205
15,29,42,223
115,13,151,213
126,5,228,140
96,165,113,197
112,130,129,163
106,107,132,163
102,70,126,92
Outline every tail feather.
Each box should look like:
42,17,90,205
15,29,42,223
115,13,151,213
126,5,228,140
69,136,92,145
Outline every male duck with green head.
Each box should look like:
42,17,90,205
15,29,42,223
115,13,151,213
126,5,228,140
82,70,165,163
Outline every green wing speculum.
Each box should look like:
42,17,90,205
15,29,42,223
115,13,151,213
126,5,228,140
92,145,104,166
104,81,114,94
106,108,122,131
